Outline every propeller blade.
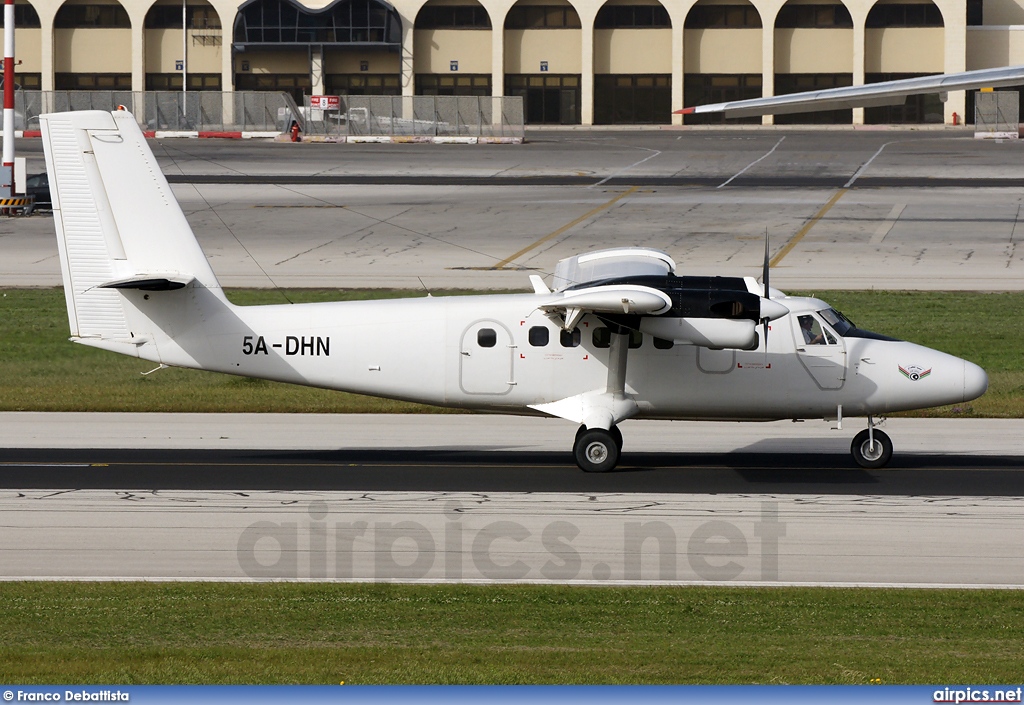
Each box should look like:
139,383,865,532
761,228,771,349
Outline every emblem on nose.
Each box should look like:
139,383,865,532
899,364,932,381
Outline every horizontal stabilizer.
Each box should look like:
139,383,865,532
100,274,195,291
678,65,1024,118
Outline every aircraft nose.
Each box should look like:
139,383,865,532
963,360,988,402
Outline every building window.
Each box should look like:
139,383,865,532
529,326,550,346
146,5,222,29
774,74,852,124
5,73,41,89
683,74,762,124
55,73,132,89
967,0,983,25
14,2,41,27
684,5,761,28
234,0,402,45
865,3,943,27
416,74,491,96
54,4,131,28
416,5,491,29
865,73,943,123
505,74,581,124
595,4,670,28
594,74,671,124
504,6,581,29
775,4,852,27
147,73,222,90
328,74,401,95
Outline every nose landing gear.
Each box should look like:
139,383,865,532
574,424,623,472
851,416,893,468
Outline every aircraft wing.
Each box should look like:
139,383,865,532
676,65,1024,118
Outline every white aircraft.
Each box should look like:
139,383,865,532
40,109,987,472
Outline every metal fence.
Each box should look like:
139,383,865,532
15,91,299,133
301,95,524,139
975,91,1020,139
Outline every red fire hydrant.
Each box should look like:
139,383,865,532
952,112,960,126
290,121,301,142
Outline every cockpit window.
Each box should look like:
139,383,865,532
819,307,855,336
798,314,837,346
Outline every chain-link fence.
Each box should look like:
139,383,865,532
15,91,299,133
974,91,1020,139
301,95,524,139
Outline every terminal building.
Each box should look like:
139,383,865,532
3,0,1022,125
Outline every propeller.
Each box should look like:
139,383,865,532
760,228,771,347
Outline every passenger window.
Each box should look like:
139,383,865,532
529,326,549,347
560,328,581,348
593,327,643,348
653,337,674,350
477,328,497,348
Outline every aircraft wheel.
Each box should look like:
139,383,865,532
851,429,893,469
609,425,623,452
574,428,620,473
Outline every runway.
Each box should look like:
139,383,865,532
1,415,1022,586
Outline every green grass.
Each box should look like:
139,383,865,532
0,288,1021,416
1,583,1022,684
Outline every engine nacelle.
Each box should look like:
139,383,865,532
639,317,757,349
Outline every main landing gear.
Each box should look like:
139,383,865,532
574,424,623,472
851,416,893,469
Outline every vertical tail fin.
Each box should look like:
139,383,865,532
40,109,222,341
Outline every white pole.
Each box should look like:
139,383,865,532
3,0,16,193
182,0,187,95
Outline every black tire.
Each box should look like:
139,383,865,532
851,429,893,469
577,424,623,451
609,425,623,452
574,428,620,473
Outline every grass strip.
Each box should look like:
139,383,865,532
1,582,1022,684
0,288,1020,416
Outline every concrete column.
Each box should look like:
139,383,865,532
491,23,504,97
852,14,865,124
39,10,53,92
671,10,684,126
401,14,415,98
580,14,594,125
131,13,144,93
310,45,324,95
941,0,966,123
761,18,774,126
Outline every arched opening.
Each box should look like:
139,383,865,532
773,0,853,124
1,1,42,89
865,0,943,123
145,1,223,91
54,0,131,90
683,0,762,123
593,0,671,124
503,0,582,124
233,0,402,102
414,0,492,96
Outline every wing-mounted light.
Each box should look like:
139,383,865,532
539,284,673,330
